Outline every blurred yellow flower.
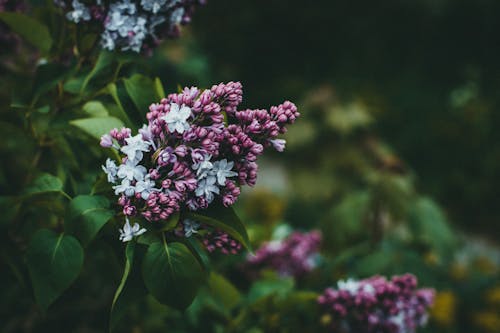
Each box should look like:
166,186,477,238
430,291,456,327
486,286,500,305
244,190,285,225
473,311,500,332
320,314,332,326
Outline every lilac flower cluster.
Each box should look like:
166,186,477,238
318,274,435,333
174,218,242,255
55,0,205,52
100,82,298,240
203,230,242,254
246,230,322,278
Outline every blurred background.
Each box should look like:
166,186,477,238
1,0,500,332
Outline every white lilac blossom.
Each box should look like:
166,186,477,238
119,218,147,242
102,158,118,183
182,218,200,237
117,160,147,181
57,0,205,52
337,278,376,295
269,138,286,152
192,154,214,179
195,177,220,203
161,103,191,134
135,177,160,200
66,0,91,23
113,179,136,197
212,159,238,186
337,278,361,295
99,82,299,230
138,124,156,149
141,0,168,13
121,134,151,163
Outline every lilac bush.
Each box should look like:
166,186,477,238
246,230,322,278
55,0,205,52
318,274,435,333
100,81,299,242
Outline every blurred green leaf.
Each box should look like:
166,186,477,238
26,229,84,310
206,272,241,310
23,173,67,198
322,191,371,251
186,203,252,252
407,197,457,256
154,77,165,99
110,242,148,332
0,12,52,53
106,83,134,129
66,195,114,246
246,274,294,304
80,51,115,93
70,116,124,140
123,74,160,114
142,239,205,311
83,101,109,117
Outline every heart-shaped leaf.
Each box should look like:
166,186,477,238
26,229,84,310
66,195,114,246
142,238,205,310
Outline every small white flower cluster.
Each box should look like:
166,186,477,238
58,0,199,52
65,0,91,23
102,132,161,201
337,278,375,295
193,155,238,204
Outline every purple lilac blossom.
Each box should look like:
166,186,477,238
203,230,242,255
246,230,322,278
100,81,299,244
55,0,205,53
317,274,435,333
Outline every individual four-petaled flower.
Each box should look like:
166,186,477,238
102,158,118,183
121,134,151,163
212,159,238,186
162,103,191,134
119,218,147,242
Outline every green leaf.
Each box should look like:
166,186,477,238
186,203,252,251
0,12,52,53
206,272,241,310
70,116,124,140
142,238,205,310
123,74,160,114
407,197,457,256
26,229,84,310
110,242,148,332
246,274,294,304
80,51,115,93
182,237,210,270
24,173,67,198
106,83,134,129
66,195,114,246
154,77,165,99
83,101,109,117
